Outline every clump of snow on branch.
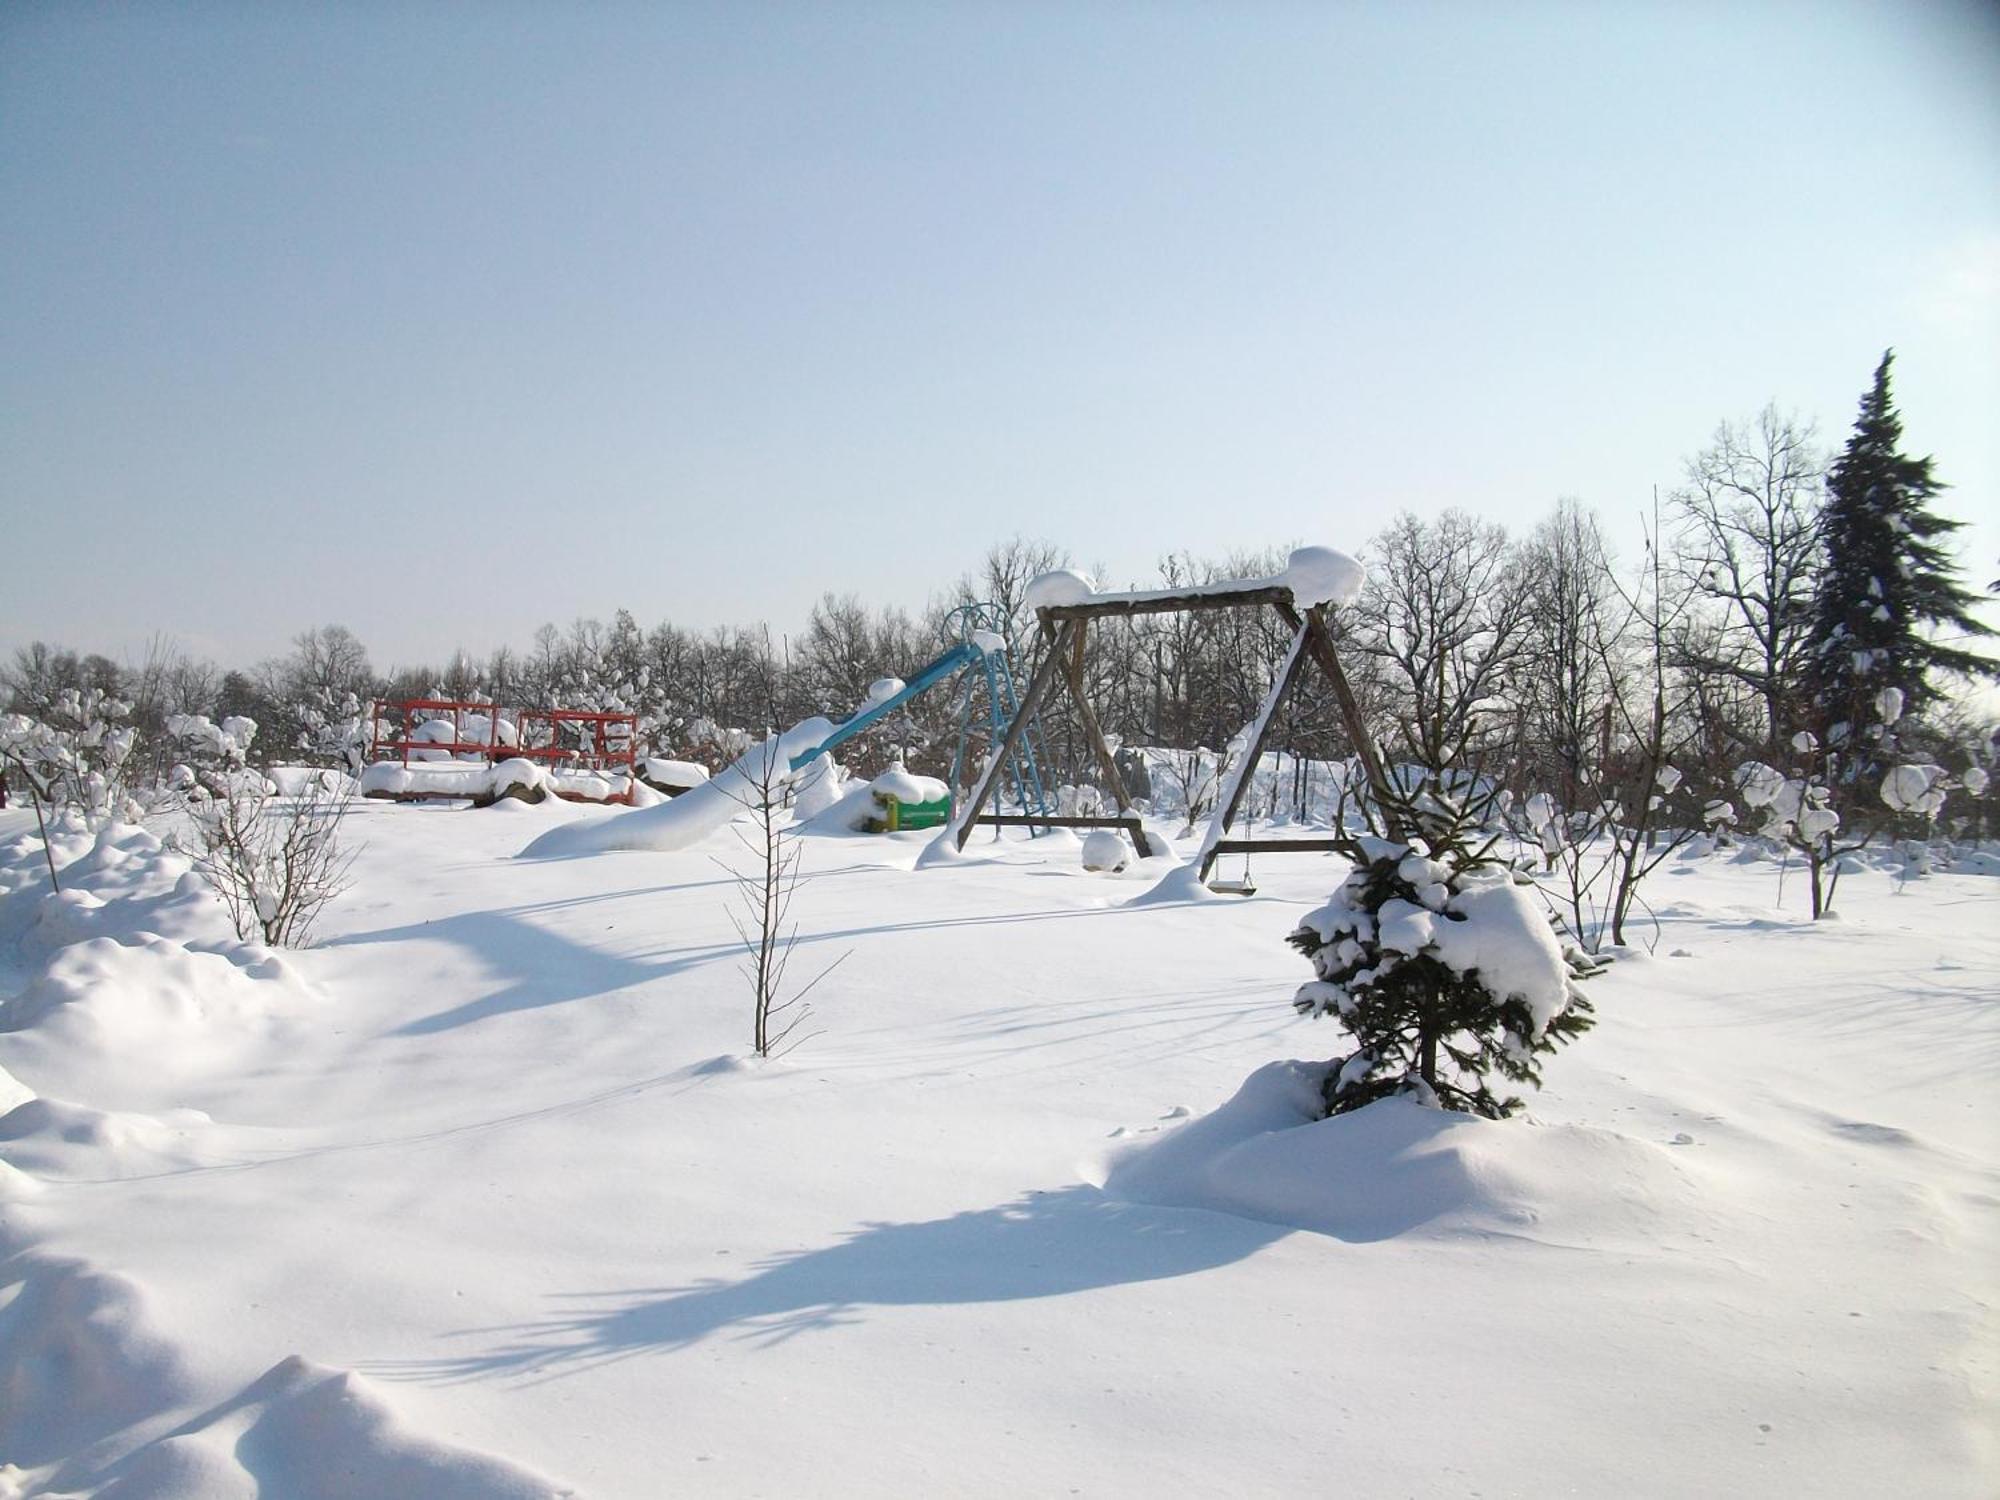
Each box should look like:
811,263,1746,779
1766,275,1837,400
1881,764,1949,819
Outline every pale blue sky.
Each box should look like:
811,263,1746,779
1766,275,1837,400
4,1,1996,674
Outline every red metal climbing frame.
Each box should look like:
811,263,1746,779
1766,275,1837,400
366,698,639,804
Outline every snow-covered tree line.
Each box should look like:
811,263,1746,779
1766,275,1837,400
8,355,1993,839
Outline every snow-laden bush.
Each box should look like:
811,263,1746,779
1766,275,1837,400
1,688,145,828
178,774,353,947
1518,758,1697,953
167,721,354,948
1288,835,1595,1119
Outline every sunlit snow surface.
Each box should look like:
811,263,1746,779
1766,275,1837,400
1,804,1995,1498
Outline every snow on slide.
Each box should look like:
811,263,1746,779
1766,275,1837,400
519,717,835,858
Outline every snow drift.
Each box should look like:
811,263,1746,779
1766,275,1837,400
1103,1061,1704,1246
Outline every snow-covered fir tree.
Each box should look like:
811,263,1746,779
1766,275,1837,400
1287,789,1595,1119
1807,351,1994,783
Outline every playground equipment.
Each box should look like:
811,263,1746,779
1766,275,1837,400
366,698,639,804
954,547,1393,888
862,770,953,832
785,603,1054,829
520,603,1051,858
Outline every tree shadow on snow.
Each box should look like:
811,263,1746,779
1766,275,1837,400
325,908,741,1035
375,1185,1286,1385
325,877,1147,1037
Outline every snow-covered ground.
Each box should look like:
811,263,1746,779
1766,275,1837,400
1,801,1994,1497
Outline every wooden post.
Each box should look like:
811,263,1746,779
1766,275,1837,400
1064,619,1154,858
954,619,1074,850
1278,601,1401,833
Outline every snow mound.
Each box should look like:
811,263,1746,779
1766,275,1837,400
0,929,315,1114
1126,860,1231,905
0,1255,193,1476
1023,569,1096,609
0,1060,33,1113
1278,545,1366,608
799,780,883,835
0,1096,213,1175
0,1256,574,1498
1080,829,1129,872
1103,1061,1704,1246
3,933,300,1040
168,1355,577,1500
3,823,228,958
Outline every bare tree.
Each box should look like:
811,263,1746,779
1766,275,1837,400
1514,501,1624,809
180,769,356,947
1351,510,1533,775
1595,504,1704,946
711,707,849,1058
1671,407,1825,757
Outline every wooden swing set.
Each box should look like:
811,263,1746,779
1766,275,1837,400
952,575,1394,886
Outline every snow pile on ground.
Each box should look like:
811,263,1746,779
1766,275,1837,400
0,823,321,1120
6,931,294,1044
1127,857,1231,904
1080,829,1129,871
0,1253,574,1498
790,753,850,823
1101,1061,1700,1246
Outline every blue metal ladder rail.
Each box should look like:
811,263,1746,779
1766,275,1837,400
786,602,1054,833
943,605,1054,832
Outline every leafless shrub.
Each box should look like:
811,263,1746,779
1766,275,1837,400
180,770,355,947
712,730,848,1058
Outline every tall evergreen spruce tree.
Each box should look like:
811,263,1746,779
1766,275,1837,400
1809,351,1995,777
